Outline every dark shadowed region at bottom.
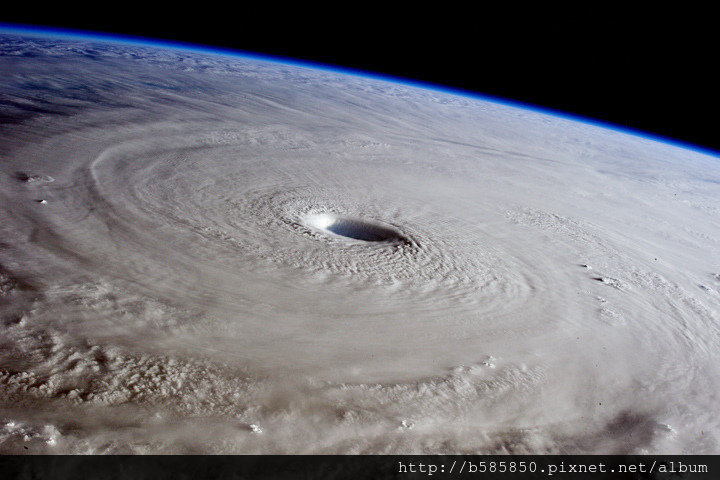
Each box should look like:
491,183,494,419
0,455,717,479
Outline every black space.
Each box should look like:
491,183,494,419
1,10,717,155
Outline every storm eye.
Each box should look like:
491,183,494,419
304,213,409,244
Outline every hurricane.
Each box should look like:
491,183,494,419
1,29,719,455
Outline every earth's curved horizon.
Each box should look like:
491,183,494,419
1,27,719,454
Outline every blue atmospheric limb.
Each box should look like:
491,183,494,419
0,22,717,159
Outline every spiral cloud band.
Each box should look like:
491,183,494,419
0,32,719,454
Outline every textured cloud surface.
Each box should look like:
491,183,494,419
1,32,719,454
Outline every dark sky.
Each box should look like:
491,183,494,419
2,10,717,155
